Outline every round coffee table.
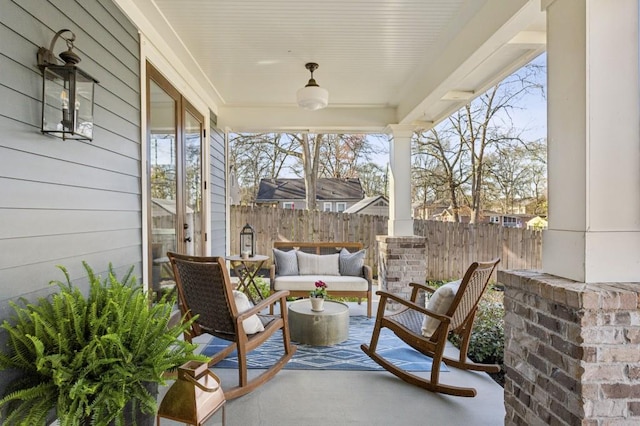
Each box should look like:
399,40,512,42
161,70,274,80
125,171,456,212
288,299,349,346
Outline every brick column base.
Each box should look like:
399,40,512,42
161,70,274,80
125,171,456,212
376,235,426,310
499,270,640,425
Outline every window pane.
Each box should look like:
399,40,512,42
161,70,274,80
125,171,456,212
184,110,202,256
149,80,177,289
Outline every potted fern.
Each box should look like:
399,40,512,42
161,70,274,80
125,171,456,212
0,262,207,426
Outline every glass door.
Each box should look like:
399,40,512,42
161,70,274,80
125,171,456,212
147,64,204,291
183,107,203,256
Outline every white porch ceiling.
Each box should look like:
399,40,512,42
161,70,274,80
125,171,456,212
124,0,546,132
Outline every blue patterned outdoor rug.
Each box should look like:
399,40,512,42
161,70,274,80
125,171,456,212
201,316,446,371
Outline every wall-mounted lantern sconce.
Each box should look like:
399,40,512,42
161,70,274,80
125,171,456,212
37,29,99,141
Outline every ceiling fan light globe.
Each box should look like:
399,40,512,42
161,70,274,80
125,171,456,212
296,86,329,111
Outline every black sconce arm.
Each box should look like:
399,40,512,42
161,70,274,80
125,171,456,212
37,29,79,69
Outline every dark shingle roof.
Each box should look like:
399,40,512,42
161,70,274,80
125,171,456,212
256,178,364,201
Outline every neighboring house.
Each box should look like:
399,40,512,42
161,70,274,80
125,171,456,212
430,205,473,223
526,216,548,230
425,207,540,228
343,195,389,216
486,212,537,228
255,178,365,212
412,202,450,220
485,198,540,215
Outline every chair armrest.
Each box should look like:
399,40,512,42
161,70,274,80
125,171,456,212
409,282,437,294
375,290,451,324
408,281,436,302
236,290,290,321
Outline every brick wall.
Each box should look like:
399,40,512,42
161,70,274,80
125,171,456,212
499,270,640,425
376,236,426,308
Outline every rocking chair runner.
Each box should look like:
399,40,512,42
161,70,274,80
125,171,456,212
167,252,297,400
361,258,501,397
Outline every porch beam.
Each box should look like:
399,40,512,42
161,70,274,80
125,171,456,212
218,105,397,133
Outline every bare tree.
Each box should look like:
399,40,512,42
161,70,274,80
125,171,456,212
357,162,388,197
248,133,322,210
413,62,545,222
231,132,389,209
411,152,448,210
318,134,370,178
229,133,295,203
485,138,547,215
413,127,470,221
297,133,322,210
280,133,379,209
485,145,533,213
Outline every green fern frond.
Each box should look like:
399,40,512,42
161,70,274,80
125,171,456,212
1,261,204,425
0,381,57,425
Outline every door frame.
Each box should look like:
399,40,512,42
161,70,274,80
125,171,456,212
145,62,206,290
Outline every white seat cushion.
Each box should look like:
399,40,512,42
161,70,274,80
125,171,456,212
421,279,461,338
273,275,369,292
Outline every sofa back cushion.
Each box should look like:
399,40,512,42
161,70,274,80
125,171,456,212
273,248,299,276
296,251,340,275
339,248,366,276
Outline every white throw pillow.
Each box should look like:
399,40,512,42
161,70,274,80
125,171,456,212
233,290,264,334
296,251,340,275
421,279,462,338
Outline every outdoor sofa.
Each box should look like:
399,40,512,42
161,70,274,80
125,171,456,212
269,241,373,317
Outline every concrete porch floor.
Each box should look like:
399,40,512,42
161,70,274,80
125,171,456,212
158,299,506,426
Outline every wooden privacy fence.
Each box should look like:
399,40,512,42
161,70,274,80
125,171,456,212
413,220,542,281
230,205,542,281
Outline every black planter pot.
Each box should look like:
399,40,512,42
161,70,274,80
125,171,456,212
80,382,159,426
118,382,159,426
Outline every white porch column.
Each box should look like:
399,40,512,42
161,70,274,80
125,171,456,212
385,124,415,236
543,0,640,282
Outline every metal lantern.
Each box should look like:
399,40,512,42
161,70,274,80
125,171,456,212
38,29,99,141
239,223,255,257
157,361,226,425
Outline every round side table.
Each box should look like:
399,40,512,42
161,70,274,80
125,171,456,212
288,299,349,346
225,254,269,305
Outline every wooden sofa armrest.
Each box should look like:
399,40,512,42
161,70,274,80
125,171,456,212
269,264,277,291
363,265,373,290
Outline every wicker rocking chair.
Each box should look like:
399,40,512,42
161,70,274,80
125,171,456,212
361,258,500,397
167,252,297,400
